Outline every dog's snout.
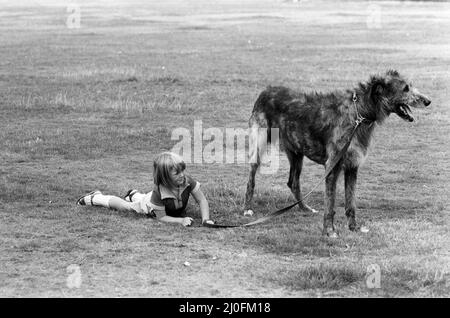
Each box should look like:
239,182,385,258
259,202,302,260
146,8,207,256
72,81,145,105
424,99,431,106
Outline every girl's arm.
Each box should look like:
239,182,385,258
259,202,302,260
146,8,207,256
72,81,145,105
152,208,193,226
159,215,193,227
191,188,210,223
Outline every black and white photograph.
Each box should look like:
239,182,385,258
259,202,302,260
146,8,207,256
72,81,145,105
0,0,449,300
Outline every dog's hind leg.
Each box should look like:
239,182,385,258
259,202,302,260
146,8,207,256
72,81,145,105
344,167,358,231
243,115,266,216
286,151,318,213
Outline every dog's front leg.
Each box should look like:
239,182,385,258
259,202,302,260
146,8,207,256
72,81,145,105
344,167,358,231
243,163,259,216
322,162,341,238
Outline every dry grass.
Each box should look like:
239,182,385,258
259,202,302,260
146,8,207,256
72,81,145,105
0,0,449,297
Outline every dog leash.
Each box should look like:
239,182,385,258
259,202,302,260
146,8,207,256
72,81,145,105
204,93,372,228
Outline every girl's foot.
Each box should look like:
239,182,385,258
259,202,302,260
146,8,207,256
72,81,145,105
77,190,102,206
123,189,138,202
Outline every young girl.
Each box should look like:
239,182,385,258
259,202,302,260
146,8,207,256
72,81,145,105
76,152,214,227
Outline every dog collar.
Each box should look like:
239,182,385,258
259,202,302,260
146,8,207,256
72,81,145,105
352,92,373,125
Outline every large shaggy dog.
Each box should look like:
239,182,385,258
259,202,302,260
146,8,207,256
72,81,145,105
244,70,431,237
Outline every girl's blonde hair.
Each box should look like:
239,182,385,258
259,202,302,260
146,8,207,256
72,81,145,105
153,152,186,189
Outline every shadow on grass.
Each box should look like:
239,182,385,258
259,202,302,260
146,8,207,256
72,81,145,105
254,232,341,257
379,268,449,296
269,264,449,296
270,263,364,291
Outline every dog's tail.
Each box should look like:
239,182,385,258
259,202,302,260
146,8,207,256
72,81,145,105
248,90,274,166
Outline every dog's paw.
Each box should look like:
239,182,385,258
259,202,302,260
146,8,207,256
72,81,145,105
360,226,370,233
323,227,339,238
327,231,339,239
243,209,254,216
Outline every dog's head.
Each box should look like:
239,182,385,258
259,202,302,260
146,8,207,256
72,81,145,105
370,70,431,122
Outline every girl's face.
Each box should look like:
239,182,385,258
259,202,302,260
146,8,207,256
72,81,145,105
170,168,185,187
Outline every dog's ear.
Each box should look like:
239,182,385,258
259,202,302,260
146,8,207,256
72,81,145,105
374,82,384,94
370,77,387,103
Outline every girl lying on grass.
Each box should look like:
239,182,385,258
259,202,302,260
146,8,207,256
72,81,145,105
77,152,215,227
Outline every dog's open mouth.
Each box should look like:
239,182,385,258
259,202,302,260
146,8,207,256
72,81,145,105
396,104,414,122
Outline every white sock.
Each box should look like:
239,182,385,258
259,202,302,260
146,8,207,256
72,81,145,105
92,194,114,208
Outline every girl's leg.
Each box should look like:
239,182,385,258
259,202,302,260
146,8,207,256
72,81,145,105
90,193,134,212
108,196,147,214
124,189,146,202
78,191,141,213
131,193,145,202
106,196,136,212
95,194,146,213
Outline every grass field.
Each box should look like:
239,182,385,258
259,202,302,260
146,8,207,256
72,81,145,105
0,0,449,297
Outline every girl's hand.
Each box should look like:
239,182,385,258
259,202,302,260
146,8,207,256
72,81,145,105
182,217,194,227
